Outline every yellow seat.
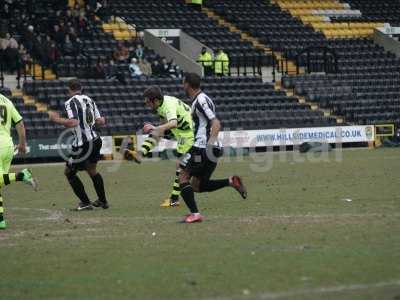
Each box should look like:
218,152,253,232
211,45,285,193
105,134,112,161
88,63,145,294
118,22,129,30
113,30,124,40
102,23,112,31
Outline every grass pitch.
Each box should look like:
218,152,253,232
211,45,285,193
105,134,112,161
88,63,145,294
1,148,400,300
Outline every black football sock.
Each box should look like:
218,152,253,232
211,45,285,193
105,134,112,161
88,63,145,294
67,174,91,204
0,173,17,188
16,172,24,181
91,173,107,203
200,179,230,192
180,182,199,213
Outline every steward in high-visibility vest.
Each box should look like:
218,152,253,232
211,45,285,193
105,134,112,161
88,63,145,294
214,49,229,76
198,47,213,77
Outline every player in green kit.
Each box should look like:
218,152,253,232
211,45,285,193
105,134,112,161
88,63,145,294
122,86,194,207
0,93,38,229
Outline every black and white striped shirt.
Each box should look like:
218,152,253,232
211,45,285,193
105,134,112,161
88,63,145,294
191,91,217,149
65,94,101,147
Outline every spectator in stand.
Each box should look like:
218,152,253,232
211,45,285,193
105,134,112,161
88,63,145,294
104,58,117,79
64,9,74,24
77,13,88,35
73,37,83,56
71,3,82,18
129,58,143,78
68,27,78,43
168,61,182,79
105,58,126,84
113,41,129,63
33,35,47,66
94,57,106,78
63,34,75,56
41,35,53,65
86,0,98,11
59,20,67,33
85,3,96,22
121,41,130,61
139,58,152,77
24,25,35,53
160,57,170,77
0,3,11,19
135,44,144,60
47,41,61,71
97,0,111,22
18,44,32,71
52,24,66,46
43,35,53,50
4,33,20,72
151,59,163,77
65,21,75,38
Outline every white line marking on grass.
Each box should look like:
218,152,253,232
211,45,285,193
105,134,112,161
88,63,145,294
12,207,64,221
206,280,400,300
9,208,400,224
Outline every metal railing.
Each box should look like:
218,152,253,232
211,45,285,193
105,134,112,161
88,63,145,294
0,50,266,93
272,47,338,81
0,50,100,93
197,51,264,77
296,47,338,74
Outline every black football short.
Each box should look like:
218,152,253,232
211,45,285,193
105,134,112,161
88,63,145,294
180,146,223,181
67,138,102,171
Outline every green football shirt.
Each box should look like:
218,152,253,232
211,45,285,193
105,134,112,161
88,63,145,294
157,95,194,139
0,94,23,147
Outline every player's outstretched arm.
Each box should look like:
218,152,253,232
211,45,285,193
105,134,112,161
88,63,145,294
95,117,106,127
15,121,27,154
152,119,178,138
48,111,79,128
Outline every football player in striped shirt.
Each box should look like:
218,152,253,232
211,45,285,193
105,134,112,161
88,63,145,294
49,79,107,211
177,72,247,223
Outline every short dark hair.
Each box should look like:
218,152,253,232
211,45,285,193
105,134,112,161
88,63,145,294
143,86,163,101
184,72,201,89
68,79,82,92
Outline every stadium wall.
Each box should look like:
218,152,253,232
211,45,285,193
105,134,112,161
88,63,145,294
144,29,203,76
179,30,214,62
373,29,400,57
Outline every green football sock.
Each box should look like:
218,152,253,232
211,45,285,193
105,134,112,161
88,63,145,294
141,135,157,157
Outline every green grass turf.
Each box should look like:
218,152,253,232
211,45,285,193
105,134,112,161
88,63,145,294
1,148,400,300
